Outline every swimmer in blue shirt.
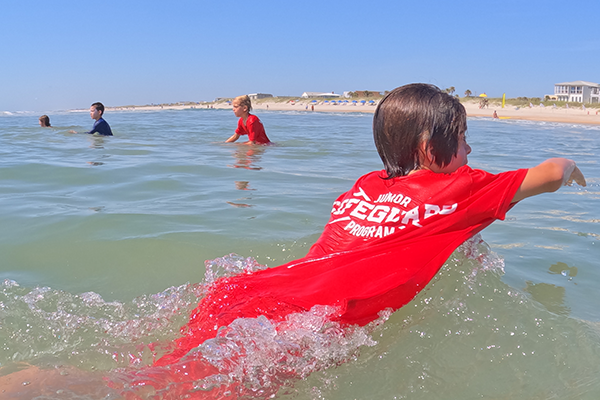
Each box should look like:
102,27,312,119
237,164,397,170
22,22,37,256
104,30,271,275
87,102,113,136
70,102,113,136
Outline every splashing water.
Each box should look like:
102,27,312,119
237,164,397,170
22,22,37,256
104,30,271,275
0,279,204,371
0,253,393,399
110,305,388,399
0,237,533,399
108,254,391,399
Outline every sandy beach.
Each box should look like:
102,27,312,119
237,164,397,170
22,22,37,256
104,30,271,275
461,101,600,125
106,98,600,126
251,99,600,126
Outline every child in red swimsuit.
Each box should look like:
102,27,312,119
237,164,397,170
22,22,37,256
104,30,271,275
1,84,585,399
225,95,270,145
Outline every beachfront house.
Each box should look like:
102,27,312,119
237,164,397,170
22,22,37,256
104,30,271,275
248,93,273,100
553,81,600,104
301,92,342,98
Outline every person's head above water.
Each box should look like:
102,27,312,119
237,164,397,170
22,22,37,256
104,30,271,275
373,83,469,178
39,115,51,127
90,102,105,120
232,95,252,117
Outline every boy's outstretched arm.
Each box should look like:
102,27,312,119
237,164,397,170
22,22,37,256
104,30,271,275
512,158,586,203
226,133,240,143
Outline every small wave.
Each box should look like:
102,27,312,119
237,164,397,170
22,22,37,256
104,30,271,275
0,279,201,369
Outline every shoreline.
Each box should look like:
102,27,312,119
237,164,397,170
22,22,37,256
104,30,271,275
101,100,600,126
462,102,600,126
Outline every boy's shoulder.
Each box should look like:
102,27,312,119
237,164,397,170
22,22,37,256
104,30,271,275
356,166,477,185
354,166,523,194
247,114,262,122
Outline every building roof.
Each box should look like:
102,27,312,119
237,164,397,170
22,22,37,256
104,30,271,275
555,80,600,87
301,92,342,98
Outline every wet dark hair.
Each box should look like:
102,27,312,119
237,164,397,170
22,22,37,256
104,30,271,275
373,83,467,178
91,102,105,116
39,115,51,127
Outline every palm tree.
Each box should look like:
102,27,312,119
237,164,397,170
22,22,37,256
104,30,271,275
464,89,472,97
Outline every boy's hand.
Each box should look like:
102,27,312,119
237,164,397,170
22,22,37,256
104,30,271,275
513,158,586,203
564,166,586,187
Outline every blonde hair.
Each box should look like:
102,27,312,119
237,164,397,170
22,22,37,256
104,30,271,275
233,95,252,112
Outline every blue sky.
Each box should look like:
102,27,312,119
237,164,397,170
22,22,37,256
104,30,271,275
2,0,600,112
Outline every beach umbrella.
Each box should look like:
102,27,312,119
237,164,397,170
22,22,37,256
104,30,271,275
324,100,329,103
352,100,358,103
368,100,375,103
360,100,366,103
478,93,487,97
311,100,317,103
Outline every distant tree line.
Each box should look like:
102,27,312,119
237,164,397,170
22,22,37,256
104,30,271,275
347,91,384,98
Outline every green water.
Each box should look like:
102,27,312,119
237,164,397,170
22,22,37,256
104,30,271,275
0,109,598,398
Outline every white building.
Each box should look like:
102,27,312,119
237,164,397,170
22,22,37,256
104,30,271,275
301,92,342,98
248,93,273,100
554,81,600,103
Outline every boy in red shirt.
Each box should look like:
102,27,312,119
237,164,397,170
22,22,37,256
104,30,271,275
1,84,585,399
140,84,585,392
225,95,270,145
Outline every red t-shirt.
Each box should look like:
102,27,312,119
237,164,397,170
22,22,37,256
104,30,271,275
154,165,527,368
307,166,526,258
236,114,270,144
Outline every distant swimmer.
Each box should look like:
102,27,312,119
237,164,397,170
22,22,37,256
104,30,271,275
493,110,499,119
69,102,113,136
225,95,270,145
39,115,51,127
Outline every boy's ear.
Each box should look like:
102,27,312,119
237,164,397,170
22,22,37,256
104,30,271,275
418,141,434,166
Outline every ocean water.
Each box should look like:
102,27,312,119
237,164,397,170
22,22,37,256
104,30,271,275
0,108,598,399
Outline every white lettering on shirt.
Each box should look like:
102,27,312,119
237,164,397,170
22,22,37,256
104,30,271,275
332,186,458,240
367,205,390,223
401,206,422,227
424,203,458,219
353,187,371,202
349,200,374,220
344,220,400,238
